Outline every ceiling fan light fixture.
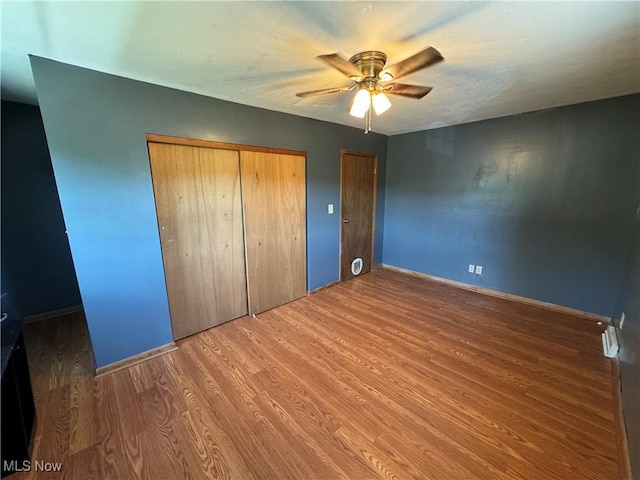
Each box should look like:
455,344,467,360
372,92,391,115
350,89,371,118
301,47,444,133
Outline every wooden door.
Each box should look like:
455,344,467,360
340,151,377,281
240,151,306,314
149,142,248,339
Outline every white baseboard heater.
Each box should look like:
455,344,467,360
601,326,619,358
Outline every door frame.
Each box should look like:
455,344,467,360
146,133,306,157
339,149,378,281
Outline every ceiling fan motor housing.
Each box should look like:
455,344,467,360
348,51,388,81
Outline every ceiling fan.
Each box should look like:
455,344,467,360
296,47,444,133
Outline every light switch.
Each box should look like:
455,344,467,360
328,204,334,214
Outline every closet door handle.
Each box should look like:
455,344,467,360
343,218,349,224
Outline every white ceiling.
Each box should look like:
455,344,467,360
2,1,639,135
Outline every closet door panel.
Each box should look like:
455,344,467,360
240,151,306,314
149,142,247,339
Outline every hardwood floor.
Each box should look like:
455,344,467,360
18,268,623,479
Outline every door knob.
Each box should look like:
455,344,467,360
343,218,349,223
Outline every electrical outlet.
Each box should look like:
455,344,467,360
619,312,625,330
468,264,475,273
475,265,483,275
328,204,334,214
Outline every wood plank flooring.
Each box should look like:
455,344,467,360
18,268,623,479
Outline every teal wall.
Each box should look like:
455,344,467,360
383,95,639,317
612,209,640,477
30,57,387,367
1,100,81,316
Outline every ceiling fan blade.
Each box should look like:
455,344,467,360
386,83,433,99
296,86,353,98
381,47,443,81
317,53,362,79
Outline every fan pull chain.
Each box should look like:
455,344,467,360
365,96,372,134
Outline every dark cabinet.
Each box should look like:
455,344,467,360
1,304,36,478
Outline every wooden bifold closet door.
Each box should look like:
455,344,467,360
149,139,307,340
149,142,248,339
240,151,306,315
